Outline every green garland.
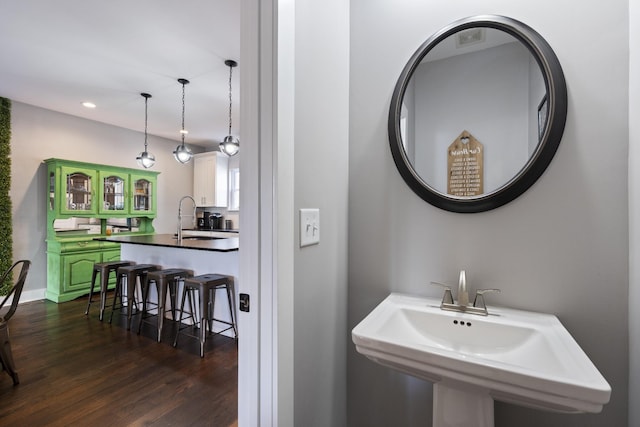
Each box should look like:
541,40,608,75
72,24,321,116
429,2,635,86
0,98,13,295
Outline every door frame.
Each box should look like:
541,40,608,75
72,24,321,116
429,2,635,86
239,0,295,425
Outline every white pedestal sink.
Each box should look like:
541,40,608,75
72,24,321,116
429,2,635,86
352,293,611,427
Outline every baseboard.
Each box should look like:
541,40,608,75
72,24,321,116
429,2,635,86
19,288,47,303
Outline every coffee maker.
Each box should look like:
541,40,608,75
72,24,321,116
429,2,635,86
209,213,223,230
198,211,224,229
198,211,210,229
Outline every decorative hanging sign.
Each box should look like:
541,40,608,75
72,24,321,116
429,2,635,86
447,130,484,196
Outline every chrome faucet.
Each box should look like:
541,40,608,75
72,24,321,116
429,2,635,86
457,270,469,307
431,270,500,316
177,195,196,242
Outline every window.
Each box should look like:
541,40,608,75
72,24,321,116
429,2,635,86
228,168,240,211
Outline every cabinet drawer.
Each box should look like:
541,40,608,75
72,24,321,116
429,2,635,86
60,240,102,252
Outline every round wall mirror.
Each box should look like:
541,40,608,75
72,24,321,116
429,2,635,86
388,15,567,213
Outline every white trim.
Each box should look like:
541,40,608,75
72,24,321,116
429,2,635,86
17,289,46,304
240,1,296,424
239,0,263,424
275,0,295,425
258,0,277,421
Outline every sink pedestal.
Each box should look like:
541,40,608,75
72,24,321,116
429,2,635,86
433,383,493,427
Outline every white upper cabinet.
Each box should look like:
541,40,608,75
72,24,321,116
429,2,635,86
193,152,229,207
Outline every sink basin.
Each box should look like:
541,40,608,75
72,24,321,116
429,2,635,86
173,235,222,241
352,293,610,426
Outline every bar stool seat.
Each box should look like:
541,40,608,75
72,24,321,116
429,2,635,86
85,260,135,321
137,268,194,342
109,264,161,330
173,273,238,357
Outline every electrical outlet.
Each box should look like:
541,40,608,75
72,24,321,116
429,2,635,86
239,293,250,312
300,208,320,247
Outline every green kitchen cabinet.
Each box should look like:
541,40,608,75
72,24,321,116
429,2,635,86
46,238,122,303
61,252,102,296
45,158,159,303
58,166,98,215
47,159,158,219
102,249,122,263
98,172,129,215
129,173,157,216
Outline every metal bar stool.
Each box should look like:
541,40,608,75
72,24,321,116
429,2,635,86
173,274,238,357
109,264,161,330
85,260,135,321
137,268,194,342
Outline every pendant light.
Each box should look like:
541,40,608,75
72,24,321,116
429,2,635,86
136,93,155,169
173,78,193,163
219,59,239,156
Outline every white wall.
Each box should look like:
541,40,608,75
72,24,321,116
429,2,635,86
348,1,628,426
293,0,350,426
628,0,639,425
10,101,194,301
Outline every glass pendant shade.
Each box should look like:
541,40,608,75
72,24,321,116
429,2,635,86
173,143,193,163
136,151,156,168
136,92,155,168
220,135,239,156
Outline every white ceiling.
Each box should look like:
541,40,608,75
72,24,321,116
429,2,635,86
0,0,241,150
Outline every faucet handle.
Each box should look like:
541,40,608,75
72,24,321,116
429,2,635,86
472,288,501,310
430,281,454,305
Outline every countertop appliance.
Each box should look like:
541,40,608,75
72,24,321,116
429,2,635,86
198,211,211,229
209,213,223,230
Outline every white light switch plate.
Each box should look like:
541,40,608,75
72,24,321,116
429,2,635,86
300,208,320,247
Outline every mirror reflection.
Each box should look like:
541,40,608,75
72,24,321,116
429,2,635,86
53,217,141,235
400,28,547,195
388,15,567,213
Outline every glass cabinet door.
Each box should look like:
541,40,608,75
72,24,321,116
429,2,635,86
49,171,55,211
130,175,155,215
60,167,97,214
100,174,128,214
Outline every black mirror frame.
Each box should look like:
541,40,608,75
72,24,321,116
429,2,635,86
388,15,567,213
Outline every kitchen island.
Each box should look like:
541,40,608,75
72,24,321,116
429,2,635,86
99,234,239,337
101,233,239,252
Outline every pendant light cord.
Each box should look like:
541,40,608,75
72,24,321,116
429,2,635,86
228,63,233,135
181,81,186,143
144,95,149,150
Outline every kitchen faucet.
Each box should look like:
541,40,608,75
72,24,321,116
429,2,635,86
431,270,500,316
177,195,196,242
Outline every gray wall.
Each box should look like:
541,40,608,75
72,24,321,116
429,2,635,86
412,42,531,193
629,1,639,425
10,101,194,301
293,0,350,426
348,1,628,426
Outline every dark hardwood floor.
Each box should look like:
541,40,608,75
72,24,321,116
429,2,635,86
0,294,238,426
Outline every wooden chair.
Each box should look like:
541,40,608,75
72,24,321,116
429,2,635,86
0,260,31,385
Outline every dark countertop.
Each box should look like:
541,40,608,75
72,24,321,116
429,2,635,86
97,234,239,252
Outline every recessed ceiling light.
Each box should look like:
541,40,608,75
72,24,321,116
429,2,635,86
82,101,96,109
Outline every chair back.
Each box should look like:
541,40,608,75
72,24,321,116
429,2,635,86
0,260,31,322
